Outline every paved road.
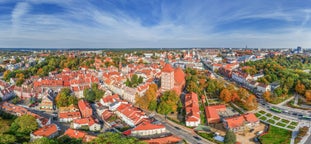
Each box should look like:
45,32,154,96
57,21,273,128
27,107,70,132
304,134,311,144
152,114,213,144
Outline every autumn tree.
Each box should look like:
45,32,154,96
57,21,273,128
135,84,158,111
231,91,240,102
220,88,232,103
55,88,78,108
238,88,249,100
305,90,311,102
295,81,306,95
263,91,271,102
15,73,25,86
186,81,200,94
243,94,258,110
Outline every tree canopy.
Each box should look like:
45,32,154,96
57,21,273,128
157,90,180,115
135,84,158,111
55,88,78,108
124,74,144,88
83,83,104,103
90,132,145,144
224,130,236,144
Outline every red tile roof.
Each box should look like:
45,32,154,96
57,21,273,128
174,67,185,84
32,124,58,137
225,113,259,129
185,92,200,123
243,113,259,123
143,135,182,144
162,63,174,73
205,105,226,123
73,117,97,126
78,99,93,118
58,111,81,119
64,128,86,139
102,94,120,104
132,121,165,131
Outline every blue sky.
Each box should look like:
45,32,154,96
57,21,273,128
0,0,311,48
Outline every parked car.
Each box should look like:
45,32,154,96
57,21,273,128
193,136,202,141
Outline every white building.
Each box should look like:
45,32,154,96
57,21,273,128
257,83,271,93
72,117,101,131
131,122,166,137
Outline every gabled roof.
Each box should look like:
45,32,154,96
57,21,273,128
205,104,226,120
132,121,165,131
64,128,86,139
32,124,58,137
73,117,98,126
224,113,259,129
78,99,92,111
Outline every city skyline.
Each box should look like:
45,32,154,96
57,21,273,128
1,0,311,48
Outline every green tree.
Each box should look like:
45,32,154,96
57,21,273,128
30,137,58,144
10,115,38,134
84,89,96,103
57,135,82,144
83,83,104,103
90,132,145,144
224,130,236,144
124,74,144,88
0,134,16,144
157,90,180,115
55,88,77,108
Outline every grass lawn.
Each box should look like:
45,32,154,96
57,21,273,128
290,121,298,126
276,122,286,127
266,113,272,117
281,119,290,124
255,113,261,117
272,116,280,120
287,125,296,129
268,119,275,124
260,125,292,144
259,110,266,114
261,116,267,121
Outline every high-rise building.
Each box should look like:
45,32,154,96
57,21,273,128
161,63,175,92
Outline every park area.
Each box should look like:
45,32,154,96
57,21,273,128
260,125,292,144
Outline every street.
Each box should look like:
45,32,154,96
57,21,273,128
152,113,213,144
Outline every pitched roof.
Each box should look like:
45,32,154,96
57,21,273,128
58,111,81,119
32,124,58,137
73,117,97,126
225,113,259,129
143,135,182,144
162,63,174,73
132,121,165,131
243,113,259,123
185,92,200,122
225,115,246,129
174,67,185,84
205,105,226,120
78,99,92,111
64,128,86,139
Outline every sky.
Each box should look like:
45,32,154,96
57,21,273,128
0,0,311,48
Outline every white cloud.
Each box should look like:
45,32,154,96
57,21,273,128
0,0,311,48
